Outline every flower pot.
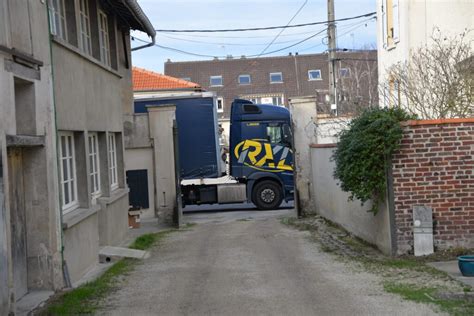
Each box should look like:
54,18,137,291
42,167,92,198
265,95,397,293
458,255,474,277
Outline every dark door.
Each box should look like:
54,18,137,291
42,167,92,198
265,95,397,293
8,148,28,300
126,170,149,209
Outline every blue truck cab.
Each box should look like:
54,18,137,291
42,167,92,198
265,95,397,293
229,99,294,209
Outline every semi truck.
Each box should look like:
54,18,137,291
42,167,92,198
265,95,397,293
134,93,294,210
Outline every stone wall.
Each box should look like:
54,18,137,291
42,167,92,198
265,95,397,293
392,118,474,254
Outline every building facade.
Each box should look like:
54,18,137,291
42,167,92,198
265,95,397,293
0,0,154,314
164,51,378,121
376,0,474,109
1,1,62,313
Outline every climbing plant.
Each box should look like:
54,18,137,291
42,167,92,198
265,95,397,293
332,107,415,213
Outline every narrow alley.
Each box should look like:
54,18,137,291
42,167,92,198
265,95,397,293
98,209,437,315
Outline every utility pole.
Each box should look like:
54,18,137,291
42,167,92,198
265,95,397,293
327,0,337,115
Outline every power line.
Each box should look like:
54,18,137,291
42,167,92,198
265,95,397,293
260,0,308,55
159,19,370,39
155,12,376,33
132,27,328,59
158,33,304,47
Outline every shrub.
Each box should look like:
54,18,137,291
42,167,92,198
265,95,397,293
332,107,415,213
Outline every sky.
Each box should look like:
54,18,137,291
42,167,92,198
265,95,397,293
131,0,377,73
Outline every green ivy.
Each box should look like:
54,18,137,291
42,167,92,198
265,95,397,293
332,107,415,213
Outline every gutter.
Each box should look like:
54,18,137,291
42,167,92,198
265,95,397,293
122,0,156,51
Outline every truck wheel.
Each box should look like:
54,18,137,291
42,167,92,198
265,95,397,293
252,180,283,210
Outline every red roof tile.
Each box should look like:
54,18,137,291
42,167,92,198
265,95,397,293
132,67,201,91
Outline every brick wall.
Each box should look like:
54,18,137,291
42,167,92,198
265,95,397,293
391,119,474,254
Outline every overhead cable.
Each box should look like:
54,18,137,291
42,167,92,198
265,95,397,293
154,12,376,33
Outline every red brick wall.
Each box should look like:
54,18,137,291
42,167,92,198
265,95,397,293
391,119,474,254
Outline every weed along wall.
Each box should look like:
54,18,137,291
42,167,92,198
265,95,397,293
391,118,474,254
310,144,395,255
310,118,474,257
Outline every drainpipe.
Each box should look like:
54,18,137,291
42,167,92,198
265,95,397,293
123,0,156,51
45,2,72,288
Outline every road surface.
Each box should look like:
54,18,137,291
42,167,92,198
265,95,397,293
100,208,438,315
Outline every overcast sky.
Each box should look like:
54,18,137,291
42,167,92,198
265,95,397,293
131,0,377,73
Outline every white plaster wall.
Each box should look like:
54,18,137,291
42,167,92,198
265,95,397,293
377,0,474,100
311,147,393,255
125,148,155,219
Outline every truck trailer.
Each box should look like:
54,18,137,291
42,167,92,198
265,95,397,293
134,93,294,210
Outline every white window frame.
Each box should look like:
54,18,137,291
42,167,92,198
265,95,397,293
238,74,251,85
181,77,191,81
216,97,224,113
98,10,111,66
272,95,284,106
48,0,67,40
210,75,223,87
270,72,283,83
108,133,119,191
308,69,322,81
59,132,78,213
392,0,400,43
78,0,92,55
88,133,101,201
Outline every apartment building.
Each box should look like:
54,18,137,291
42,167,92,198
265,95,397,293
0,1,154,314
165,51,378,123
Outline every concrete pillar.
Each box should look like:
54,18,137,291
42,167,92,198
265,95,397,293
148,105,177,225
289,97,318,216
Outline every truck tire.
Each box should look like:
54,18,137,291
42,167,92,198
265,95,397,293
252,180,283,210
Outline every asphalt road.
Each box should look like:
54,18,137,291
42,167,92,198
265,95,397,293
101,209,438,315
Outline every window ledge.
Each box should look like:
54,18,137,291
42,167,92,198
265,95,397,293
62,204,101,230
52,36,122,78
98,188,129,206
308,78,323,81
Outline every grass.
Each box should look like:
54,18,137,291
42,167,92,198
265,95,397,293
43,259,133,315
384,282,474,316
129,229,178,250
41,226,192,315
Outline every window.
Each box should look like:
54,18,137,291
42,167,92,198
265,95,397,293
210,76,223,86
48,0,66,40
217,97,224,113
382,0,400,48
339,68,350,77
308,69,322,81
78,0,92,55
108,133,118,190
238,74,251,85
88,133,101,199
59,132,78,212
266,125,282,144
181,77,191,81
98,10,110,66
272,96,284,106
270,72,283,83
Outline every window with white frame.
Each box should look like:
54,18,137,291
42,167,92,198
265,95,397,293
238,74,251,85
210,75,223,86
272,96,284,106
78,0,92,55
270,72,283,83
88,133,101,199
48,0,66,40
308,69,322,80
108,133,118,190
217,97,224,113
181,77,191,81
98,10,110,66
381,0,400,48
59,132,78,212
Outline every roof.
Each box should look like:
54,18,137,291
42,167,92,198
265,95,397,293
107,0,155,38
132,67,201,91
